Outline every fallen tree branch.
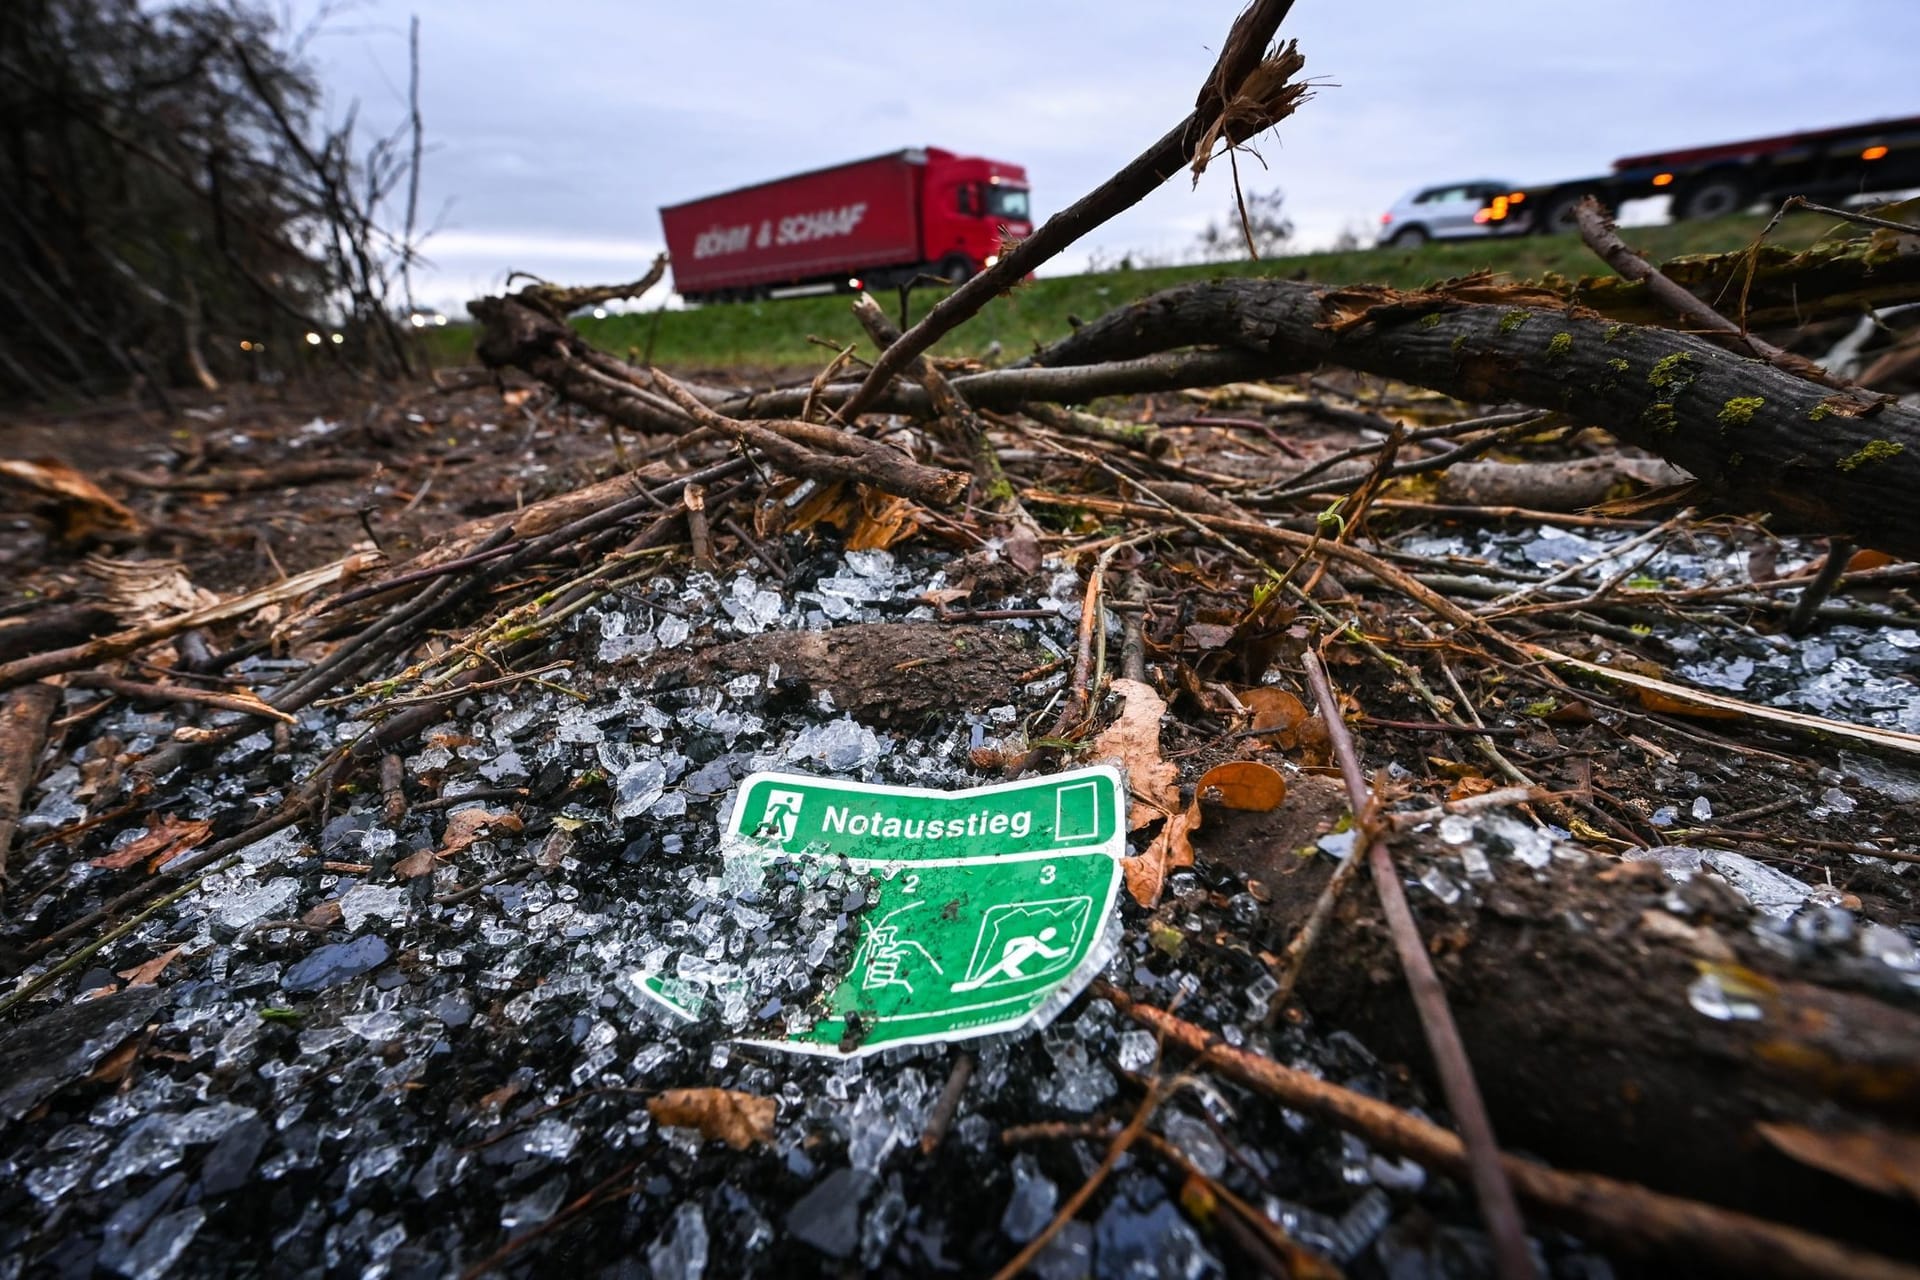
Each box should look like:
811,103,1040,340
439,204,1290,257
112,458,377,493
649,370,968,507
832,1,1307,420
1777,195,1920,239
1022,489,1481,630
468,282,967,505
1098,986,1920,1280
0,557,362,694
1574,197,1849,389
1034,276,1920,556
65,671,294,724
511,253,667,321
1523,641,1920,761
850,293,1031,524
720,348,1282,420
1565,231,1920,329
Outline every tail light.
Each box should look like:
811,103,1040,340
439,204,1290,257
1380,212,1393,226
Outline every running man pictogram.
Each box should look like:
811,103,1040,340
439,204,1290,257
951,925,1071,991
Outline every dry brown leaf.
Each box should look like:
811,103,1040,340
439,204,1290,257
1632,687,1745,721
116,945,183,987
303,899,344,931
90,814,213,871
1123,805,1198,909
1003,527,1043,574
0,457,142,542
1447,775,1500,804
647,1087,777,1150
1093,678,1178,828
1194,761,1287,812
1184,623,1236,651
1240,687,1310,747
85,1036,143,1086
1756,1121,1920,1203
1848,548,1899,572
477,1081,523,1114
83,555,219,625
438,807,522,857
393,848,438,880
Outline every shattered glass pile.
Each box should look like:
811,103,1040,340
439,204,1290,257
1,537,1911,1278
1401,522,1920,733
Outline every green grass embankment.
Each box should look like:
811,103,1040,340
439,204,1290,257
422,212,1832,372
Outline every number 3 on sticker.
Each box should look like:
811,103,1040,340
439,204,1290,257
1039,864,1056,884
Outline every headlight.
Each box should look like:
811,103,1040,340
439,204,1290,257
985,254,1000,267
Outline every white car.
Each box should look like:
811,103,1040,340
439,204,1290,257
1376,180,1520,247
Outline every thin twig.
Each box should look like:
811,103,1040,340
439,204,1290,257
1299,648,1536,1280
987,1076,1178,1280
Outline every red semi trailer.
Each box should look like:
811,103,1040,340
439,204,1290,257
660,147,1032,304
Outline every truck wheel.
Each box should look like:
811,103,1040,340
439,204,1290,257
1387,225,1429,248
1676,173,1748,220
938,257,973,285
1536,190,1596,235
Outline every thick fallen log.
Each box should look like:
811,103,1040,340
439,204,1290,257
1108,985,1920,1280
1034,276,1920,558
1193,797,1920,1261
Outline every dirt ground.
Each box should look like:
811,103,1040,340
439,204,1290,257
4,367,1920,1278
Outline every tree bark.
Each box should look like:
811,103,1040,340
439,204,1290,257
1036,277,1920,557
1567,235,1920,330
1196,797,1920,1261
0,605,118,665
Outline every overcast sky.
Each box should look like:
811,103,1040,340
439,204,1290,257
293,1,1920,314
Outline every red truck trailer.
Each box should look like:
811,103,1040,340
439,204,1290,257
659,147,1032,304
1481,113,1920,235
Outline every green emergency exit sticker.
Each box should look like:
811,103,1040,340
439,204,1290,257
633,766,1127,1057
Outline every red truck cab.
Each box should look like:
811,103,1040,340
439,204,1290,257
661,147,1031,304
916,147,1032,282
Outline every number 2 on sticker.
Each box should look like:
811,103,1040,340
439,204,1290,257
1039,864,1056,884
902,873,920,894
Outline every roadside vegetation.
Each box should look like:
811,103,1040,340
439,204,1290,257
423,211,1833,371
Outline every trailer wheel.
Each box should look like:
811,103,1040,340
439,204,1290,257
1675,173,1748,220
1536,189,1597,235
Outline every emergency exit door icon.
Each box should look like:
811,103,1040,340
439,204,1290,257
1053,779,1100,845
